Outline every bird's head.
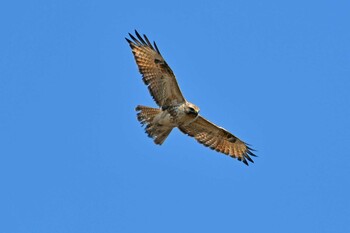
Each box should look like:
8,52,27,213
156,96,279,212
185,102,200,116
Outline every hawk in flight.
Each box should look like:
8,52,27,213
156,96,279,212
126,30,256,165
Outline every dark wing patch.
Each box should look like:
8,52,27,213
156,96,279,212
126,30,185,107
179,116,256,165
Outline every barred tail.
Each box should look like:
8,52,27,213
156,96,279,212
135,105,173,145
136,105,161,125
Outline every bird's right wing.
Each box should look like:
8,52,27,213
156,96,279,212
126,30,186,107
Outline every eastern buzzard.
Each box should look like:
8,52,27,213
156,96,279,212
126,30,256,165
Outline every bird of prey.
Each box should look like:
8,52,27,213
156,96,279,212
126,30,256,165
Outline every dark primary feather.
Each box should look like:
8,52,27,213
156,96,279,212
153,41,161,54
143,34,155,50
135,30,147,45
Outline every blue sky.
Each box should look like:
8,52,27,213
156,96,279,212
1,0,349,232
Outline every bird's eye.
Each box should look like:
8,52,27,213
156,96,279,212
188,107,197,115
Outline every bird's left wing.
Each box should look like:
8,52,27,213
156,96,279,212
179,116,256,165
126,30,186,107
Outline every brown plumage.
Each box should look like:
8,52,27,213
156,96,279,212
126,31,185,107
126,30,256,165
178,117,255,164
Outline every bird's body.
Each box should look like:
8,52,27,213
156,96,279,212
126,30,256,165
165,102,200,126
136,102,199,145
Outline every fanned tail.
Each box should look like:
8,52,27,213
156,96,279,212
136,105,173,145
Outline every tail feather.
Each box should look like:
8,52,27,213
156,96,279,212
136,105,160,125
135,105,173,145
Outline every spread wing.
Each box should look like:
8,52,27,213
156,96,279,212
179,116,256,165
126,30,186,107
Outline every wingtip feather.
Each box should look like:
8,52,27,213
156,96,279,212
153,41,161,54
125,37,133,44
245,154,254,163
243,159,249,166
128,33,140,45
143,34,154,49
135,30,146,44
127,30,160,54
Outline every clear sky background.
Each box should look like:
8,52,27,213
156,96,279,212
1,0,349,232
